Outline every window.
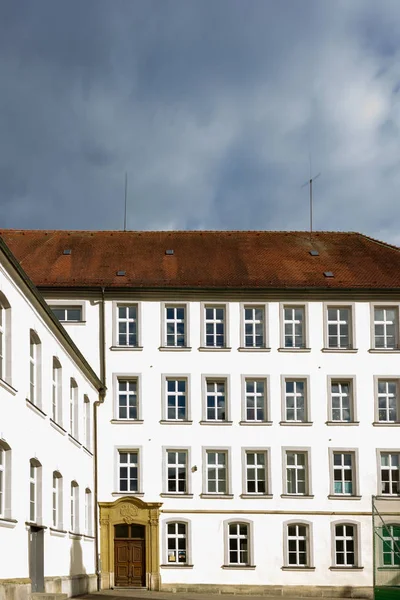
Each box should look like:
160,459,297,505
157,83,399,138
70,481,79,532
118,451,139,493
166,451,188,494
117,379,138,420
51,306,82,322
284,379,307,422
166,379,187,421
244,378,267,422
204,306,226,348
85,488,92,535
52,471,63,529
69,379,78,438
52,358,62,424
283,306,305,348
117,304,138,347
327,307,352,349
0,447,4,518
29,331,41,406
374,307,398,349
332,452,355,495
227,523,249,565
381,524,400,567
205,379,227,421
334,524,356,566
380,453,400,496
167,522,188,564
245,451,267,494
285,451,308,495
165,305,186,347
330,380,354,422
0,294,11,384
83,396,91,450
377,380,399,423
0,442,11,519
243,306,265,348
206,451,228,494
29,459,42,523
286,523,310,566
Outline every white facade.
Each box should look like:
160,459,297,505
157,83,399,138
0,247,102,600
43,291,400,596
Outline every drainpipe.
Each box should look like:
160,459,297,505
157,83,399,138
94,287,107,591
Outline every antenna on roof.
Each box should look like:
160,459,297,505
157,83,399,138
123,172,128,232
301,153,320,240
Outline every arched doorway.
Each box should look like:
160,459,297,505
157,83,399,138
99,497,162,590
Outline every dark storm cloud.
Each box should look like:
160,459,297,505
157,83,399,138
1,0,400,241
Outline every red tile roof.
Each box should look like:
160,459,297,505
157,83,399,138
1,229,400,290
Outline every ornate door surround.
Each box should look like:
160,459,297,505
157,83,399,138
99,497,162,590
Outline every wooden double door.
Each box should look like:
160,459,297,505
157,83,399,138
114,524,145,587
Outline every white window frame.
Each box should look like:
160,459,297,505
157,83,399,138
327,376,357,424
202,375,231,423
371,304,400,350
241,376,269,423
113,302,141,348
50,304,84,323
202,448,232,497
162,448,190,496
283,520,313,568
283,448,312,496
242,448,270,496
70,481,79,533
69,378,78,439
113,374,142,422
374,377,400,424
224,520,254,567
240,303,268,349
115,448,142,495
29,458,42,524
331,520,361,568
162,376,190,422
163,519,192,566
162,303,189,348
0,440,11,519
281,304,308,350
329,448,359,498
85,488,92,536
29,330,41,408
83,396,91,450
0,294,12,384
378,450,400,496
201,303,229,349
52,471,63,530
282,377,310,423
324,304,355,350
52,358,62,425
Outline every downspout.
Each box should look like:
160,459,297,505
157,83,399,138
94,287,106,591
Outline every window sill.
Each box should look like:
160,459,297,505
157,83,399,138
200,494,234,499
112,492,144,497
161,564,194,569
111,419,144,425
25,521,46,529
198,347,232,352
278,347,311,353
222,565,256,570
69,531,83,539
199,420,233,426
159,346,192,352
374,495,400,501
50,419,67,435
83,446,93,457
0,378,17,396
281,566,315,571
0,517,17,528
159,420,193,425
83,534,95,540
160,494,194,499
321,348,358,353
279,421,313,426
59,320,86,326
378,566,400,571
68,434,82,448
110,345,143,352
330,566,364,571
26,399,46,419
326,421,360,426
240,494,273,499
281,494,314,499
369,348,400,353
239,421,273,426
328,495,361,500
237,347,271,353
49,527,67,537
372,422,400,427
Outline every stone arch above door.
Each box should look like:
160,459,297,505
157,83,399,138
99,497,162,591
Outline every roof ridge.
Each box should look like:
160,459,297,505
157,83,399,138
357,232,400,252
0,228,360,235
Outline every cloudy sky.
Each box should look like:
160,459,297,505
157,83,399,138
2,1,400,242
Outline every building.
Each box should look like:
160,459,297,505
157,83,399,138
0,237,104,600
2,229,400,598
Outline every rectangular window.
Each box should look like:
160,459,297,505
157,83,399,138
228,523,249,565
206,379,226,421
52,361,62,423
284,380,306,422
245,451,267,494
374,307,398,349
287,524,308,566
333,452,354,495
51,306,82,322
206,451,227,494
84,397,91,449
377,380,399,423
245,379,266,422
118,451,139,493
52,474,58,527
335,524,355,566
117,305,138,347
30,463,37,522
69,380,78,438
244,306,265,348
165,306,186,347
205,306,225,347
284,306,305,348
70,482,79,532
85,489,92,535
167,451,187,494
118,379,138,420
29,337,37,405
382,525,400,566
166,379,187,421
327,307,352,349
167,522,187,563
381,453,400,495
286,452,307,495
0,306,5,380
330,381,353,422
0,448,4,517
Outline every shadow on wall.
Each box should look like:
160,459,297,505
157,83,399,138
69,539,87,597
